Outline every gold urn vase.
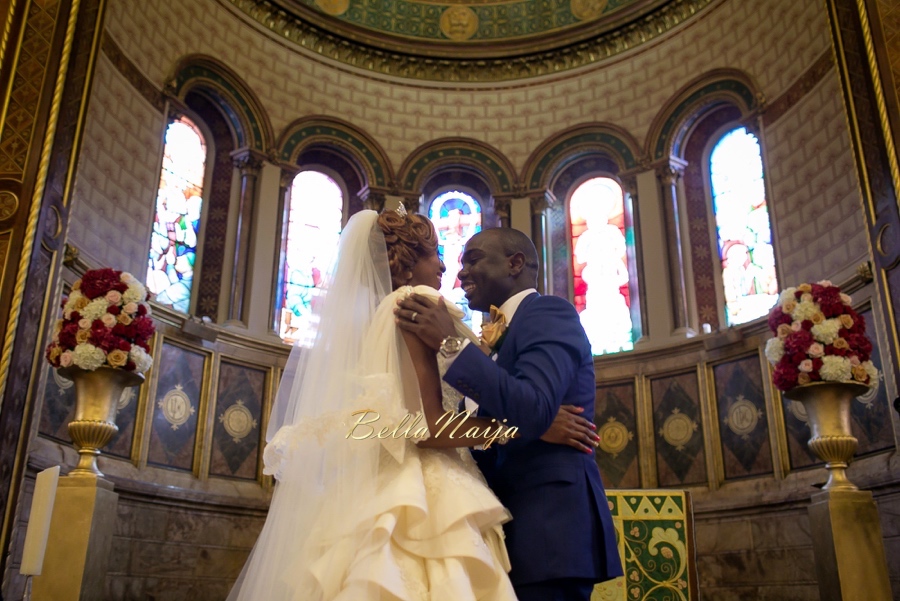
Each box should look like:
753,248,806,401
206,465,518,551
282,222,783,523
58,366,144,477
784,381,869,492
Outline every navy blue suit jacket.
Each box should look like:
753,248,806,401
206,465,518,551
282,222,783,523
444,292,623,586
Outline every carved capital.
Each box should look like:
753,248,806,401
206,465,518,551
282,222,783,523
528,190,555,215
359,185,388,212
655,157,688,186
619,174,638,199
230,148,265,175
279,165,301,189
857,261,874,283
402,195,421,214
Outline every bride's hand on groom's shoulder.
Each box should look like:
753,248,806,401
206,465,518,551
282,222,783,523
542,405,600,454
395,294,457,351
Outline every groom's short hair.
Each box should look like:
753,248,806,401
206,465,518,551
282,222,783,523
484,228,539,279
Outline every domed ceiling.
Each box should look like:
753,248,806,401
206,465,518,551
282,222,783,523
224,0,715,81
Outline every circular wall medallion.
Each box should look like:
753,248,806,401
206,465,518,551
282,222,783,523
854,373,881,407
52,369,73,391
219,400,258,443
440,6,478,41
570,0,608,21
0,191,18,221
597,417,631,457
314,0,349,16
157,385,195,430
660,410,696,451
725,395,761,439
788,400,808,423
118,387,136,411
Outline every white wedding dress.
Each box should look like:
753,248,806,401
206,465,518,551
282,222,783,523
228,211,516,601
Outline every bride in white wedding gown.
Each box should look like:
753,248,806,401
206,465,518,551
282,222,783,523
227,208,593,600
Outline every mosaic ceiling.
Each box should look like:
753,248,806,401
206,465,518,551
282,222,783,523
224,0,716,81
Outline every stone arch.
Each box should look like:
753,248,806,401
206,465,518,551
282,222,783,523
397,138,516,196
168,55,274,152
276,116,392,189
645,69,760,161
522,123,642,192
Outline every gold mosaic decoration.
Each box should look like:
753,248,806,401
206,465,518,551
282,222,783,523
723,394,762,440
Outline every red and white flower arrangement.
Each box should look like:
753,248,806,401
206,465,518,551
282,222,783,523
45,268,155,375
765,280,877,392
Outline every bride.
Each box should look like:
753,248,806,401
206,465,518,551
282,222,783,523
227,208,597,600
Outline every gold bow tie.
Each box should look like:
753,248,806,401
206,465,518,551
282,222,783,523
480,305,508,350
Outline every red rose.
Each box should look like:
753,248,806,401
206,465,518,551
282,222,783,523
809,370,821,381
768,306,791,332
60,297,68,310
133,317,155,339
137,304,147,317
812,358,823,371
801,320,813,331
69,311,81,322
79,268,120,299
784,331,813,354
107,305,121,316
774,363,799,391
118,338,131,352
124,360,136,371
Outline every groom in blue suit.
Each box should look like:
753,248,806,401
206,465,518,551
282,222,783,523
397,227,622,601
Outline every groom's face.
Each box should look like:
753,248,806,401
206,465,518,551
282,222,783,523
458,232,512,312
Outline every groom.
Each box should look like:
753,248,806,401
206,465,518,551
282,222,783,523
397,227,623,601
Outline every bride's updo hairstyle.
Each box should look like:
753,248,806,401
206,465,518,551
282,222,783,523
377,209,439,289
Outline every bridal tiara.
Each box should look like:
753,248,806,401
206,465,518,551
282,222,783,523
394,203,408,218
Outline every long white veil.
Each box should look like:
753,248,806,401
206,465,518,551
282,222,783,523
227,209,397,600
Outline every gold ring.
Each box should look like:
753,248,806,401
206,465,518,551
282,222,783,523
411,311,418,322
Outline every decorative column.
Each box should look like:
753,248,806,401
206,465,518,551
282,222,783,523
401,194,421,215
228,148,265,325
655,158,692,336
493,196,512,229
0,0,111,589
359,185,387,213
269,165,300,335
529,191,553,295
620,174,646,344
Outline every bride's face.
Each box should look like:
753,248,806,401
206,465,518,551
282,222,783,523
408,250,446,290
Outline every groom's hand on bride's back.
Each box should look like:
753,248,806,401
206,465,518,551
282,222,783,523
395,294,457,351
542,405,600,454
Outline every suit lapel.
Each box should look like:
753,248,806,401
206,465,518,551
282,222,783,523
495,292,538,365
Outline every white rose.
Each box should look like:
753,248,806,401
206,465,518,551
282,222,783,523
123,283,147,304
862,361,879,386
764,337,784,365
811,318,841,344
71,343,106,371
121,272,137,284
839,293,852,305
63,290,83,313
791,299,819,322
80,297,110,322
778,287,797,304
820,355,852,382
129,346,153,375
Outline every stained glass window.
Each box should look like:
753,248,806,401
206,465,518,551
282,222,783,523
279,171,343,344
710,127,778,326
429,190,483,334
570,177,634,355
147,116,206,313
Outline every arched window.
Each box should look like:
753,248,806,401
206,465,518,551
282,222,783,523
709,127,778,326
279,170,343,343
147,116,206,313
570,177,635,355
428,190,483,333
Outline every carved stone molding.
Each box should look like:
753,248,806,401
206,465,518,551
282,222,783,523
219,0,716,82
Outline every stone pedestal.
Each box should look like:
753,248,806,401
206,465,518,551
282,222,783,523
807,489,892,601
30,476,118,601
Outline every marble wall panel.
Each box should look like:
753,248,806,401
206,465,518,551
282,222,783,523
594,380,640,489
650,371,706,487
209,361,265,480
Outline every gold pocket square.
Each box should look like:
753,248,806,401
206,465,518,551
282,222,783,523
480,305,508,349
